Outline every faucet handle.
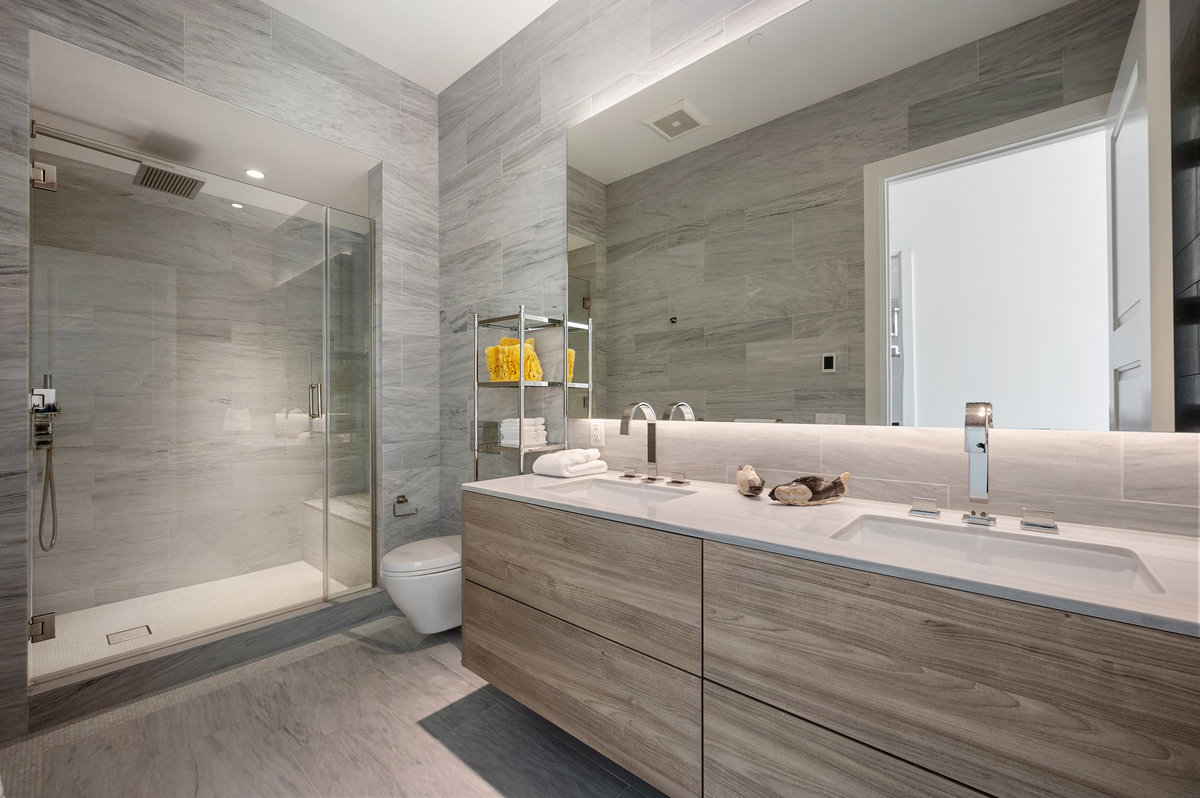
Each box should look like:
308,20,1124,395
909,497,940,518
621,466,640,479
1020,508,1059,534
667,471,691,486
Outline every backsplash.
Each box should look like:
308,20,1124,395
569,419,1200,537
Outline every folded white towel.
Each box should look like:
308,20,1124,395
500,433,548,447
500,422,546,432
532,455,608,478
501,417,545,426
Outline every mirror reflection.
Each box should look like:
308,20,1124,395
567,0,1191,431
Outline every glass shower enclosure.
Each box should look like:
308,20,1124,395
28,130,374,683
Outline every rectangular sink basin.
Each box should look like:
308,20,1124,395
538,477,697,508
832,515,1163,594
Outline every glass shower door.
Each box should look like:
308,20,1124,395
324,208,374,598
28,131,372,681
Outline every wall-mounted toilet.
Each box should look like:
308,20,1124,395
379,535,462,634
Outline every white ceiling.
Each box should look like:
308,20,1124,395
259,0,560,94
568,0,1075,184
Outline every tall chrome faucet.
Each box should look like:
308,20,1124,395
662,402,696,421
620,402,661,481
963,401,995,525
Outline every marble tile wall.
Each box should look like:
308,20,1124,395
1174,0,1200,431
0,0,437,741
597,0,1138,423
567,166,608,419
570,418,1200,537
439,0,813,533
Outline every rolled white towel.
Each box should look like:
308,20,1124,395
532,455,608,478
531,448,603,477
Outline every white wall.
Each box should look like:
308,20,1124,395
888,129,1110,430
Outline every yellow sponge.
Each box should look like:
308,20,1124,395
485,337,543,381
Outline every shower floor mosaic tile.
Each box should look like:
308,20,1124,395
30,561,347,682
1,615,663,798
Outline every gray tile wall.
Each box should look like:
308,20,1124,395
597,0,1138,423
1174,0,1200,430
571,418,1200,537
0,0,437,741
439,0,811,533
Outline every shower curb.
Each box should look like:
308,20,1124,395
25,589,387,733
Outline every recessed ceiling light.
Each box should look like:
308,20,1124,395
245,169,265,179
231,203,244,209
748,33,766,47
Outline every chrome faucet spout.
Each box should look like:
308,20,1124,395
963,402,994,525
662,402,696,421
620,402,660,480
964,401,993,501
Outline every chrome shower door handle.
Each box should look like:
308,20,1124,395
309,382,323,418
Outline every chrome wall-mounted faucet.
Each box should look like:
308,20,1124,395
963,401,995,526
620,401,661,481
662,402,696,421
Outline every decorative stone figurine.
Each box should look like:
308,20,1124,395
769,472,851,506
736,464,765,497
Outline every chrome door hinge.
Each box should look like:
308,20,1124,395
29,612,56,642
30,161,57,191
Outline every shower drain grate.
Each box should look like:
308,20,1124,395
106,625,152,645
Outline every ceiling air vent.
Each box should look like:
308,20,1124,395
642,99,710,141
133,163,205,199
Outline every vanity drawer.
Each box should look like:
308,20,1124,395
462,580,702,798
462,491,702,673
703,541,1200,798
704,681,982,797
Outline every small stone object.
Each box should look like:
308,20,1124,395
769,472,851,506
736,464,765,497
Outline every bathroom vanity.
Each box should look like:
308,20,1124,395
460,473,1200,798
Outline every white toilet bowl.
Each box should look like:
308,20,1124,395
379,535,462,634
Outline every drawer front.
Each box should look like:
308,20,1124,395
704,681,983,798
463,580,702,798
462,491,702,673
704,541,1200,798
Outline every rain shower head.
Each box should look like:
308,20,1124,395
133,162,204,199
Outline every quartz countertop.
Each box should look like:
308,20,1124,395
463,471,1199,637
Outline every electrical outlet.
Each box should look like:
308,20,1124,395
589,420,605,447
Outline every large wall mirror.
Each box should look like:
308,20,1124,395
567,0,1192,432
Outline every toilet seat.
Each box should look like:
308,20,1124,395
380,535,461,577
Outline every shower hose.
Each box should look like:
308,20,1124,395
38,446,57,552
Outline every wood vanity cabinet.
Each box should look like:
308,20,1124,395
461,492,703,797
704,540,1200,798
462,492,1200,798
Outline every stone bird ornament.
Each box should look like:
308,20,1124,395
769,472,850,506
736,464,765,497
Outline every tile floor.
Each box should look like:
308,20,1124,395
31,562,345,682
2,614,665,798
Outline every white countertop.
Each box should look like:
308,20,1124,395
464,471,1199,637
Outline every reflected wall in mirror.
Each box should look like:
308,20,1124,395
567,0,1193,431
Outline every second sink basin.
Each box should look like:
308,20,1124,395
832,515,1164,594
537,476,697,508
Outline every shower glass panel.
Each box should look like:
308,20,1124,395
324,208,374,598
28,132,373,682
